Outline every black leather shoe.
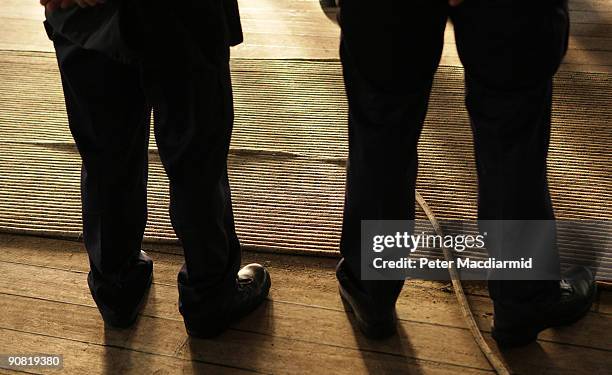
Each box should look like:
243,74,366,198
88,251,153,328
492,266,597,348
336,259,397,339
184,263,271,338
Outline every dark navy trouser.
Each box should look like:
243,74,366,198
47,1,242,319
339,0,569,306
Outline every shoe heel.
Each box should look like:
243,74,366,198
185,321,226,339
492,326,538,348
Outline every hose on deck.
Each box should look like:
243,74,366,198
416,191,511,375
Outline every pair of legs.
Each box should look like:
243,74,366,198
339,0,570,317
48,3,253,331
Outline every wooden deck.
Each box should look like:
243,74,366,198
1,0,611,72
0,233,610,374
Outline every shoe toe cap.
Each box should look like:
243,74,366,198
238,263,270,286
564,265,595,297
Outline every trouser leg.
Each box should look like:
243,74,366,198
137,8,241,316
339,0,448,305
451,0,570,303
53,35,151,284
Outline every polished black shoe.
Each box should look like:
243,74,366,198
88,251,153,328
492,266,597,348
184,263,271,338
336,259,397,339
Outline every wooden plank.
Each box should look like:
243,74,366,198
560,63,612,73
233,41,339,60
237,21,339,37
569,10,612,24
1,0,611,72
598,290,612,315
0,234,610,374
0,293,489,375
443,27,612,52
569,0,612,12
570,22,612,38
0,260,495,371
568,36,612,52
483,334,612,375
436,44,612,67
0,17,53,53
0,233,610,352
1,0,49,19
2,272,610,375
0,327,254,375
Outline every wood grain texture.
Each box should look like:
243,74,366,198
0,234,610,374
0,0,611,72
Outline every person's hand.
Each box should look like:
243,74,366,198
449,0,464,6
40,0,104,12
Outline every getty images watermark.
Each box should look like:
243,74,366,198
361,220,611,281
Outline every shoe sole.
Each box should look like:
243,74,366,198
339,286,397,340
492,282,597,348
187,269,272,339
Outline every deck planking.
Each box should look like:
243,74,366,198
0,0,611,72
0,234,610,374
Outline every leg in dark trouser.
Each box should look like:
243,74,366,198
337,1,447,337
147,61,240,291
451,0,569,306
452,0,595,347
53,34,153,326
136,11,244,334
47,1,269,334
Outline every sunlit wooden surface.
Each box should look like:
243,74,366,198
0,233,610,374
0,0,611,71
